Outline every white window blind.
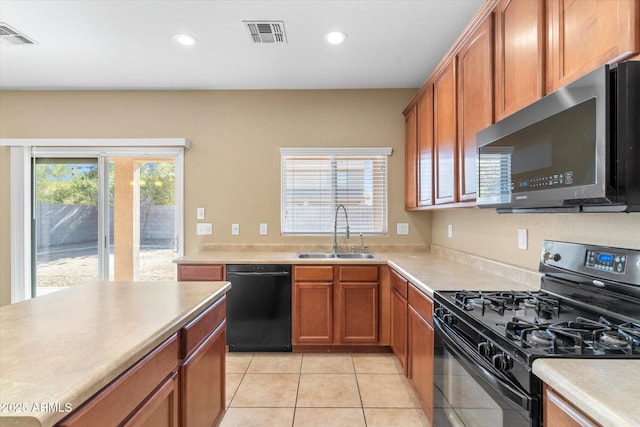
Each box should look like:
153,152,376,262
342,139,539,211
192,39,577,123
280,147,391,235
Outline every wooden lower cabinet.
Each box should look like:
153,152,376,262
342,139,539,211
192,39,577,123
339,281,378,343
177,264,224,281
407,285,434,425
544,385,600,427
181,322,226,427
57,336,179,427
293,265,379,346
293,281,334,343
56,297,227,427
390,269,409,374
124,372,179,427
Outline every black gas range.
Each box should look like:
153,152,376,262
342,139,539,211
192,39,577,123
431,241,640,427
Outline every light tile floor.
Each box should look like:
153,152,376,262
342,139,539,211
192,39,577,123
221,352,430,427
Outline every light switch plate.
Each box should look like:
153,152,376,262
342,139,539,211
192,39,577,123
397,223,409,235
518,228,528,250
196,223,212,235
260,223,268,235
232,224,240,235
196,207,205,220
447,224,453,239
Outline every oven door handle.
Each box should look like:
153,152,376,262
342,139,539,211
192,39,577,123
434,318,535,413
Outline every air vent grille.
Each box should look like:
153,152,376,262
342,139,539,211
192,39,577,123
0,22,35,45
243,21,287,44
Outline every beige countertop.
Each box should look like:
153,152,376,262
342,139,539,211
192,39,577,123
533,359,640,427
175,244,543,295
0,281,230,427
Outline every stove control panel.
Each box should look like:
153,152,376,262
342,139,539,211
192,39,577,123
585,250,626,274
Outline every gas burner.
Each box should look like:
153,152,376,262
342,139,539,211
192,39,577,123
598,331,629,347
527,330,553,348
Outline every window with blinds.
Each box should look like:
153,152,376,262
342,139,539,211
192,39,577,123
280,147,391,235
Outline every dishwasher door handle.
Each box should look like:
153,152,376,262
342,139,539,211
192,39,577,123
227,271,291,277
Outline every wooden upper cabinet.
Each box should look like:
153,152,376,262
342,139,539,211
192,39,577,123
433,58,458,204
417,88,434,207
495,0,545,120
404,104,418,210
457,14,494,202
546,0,640,93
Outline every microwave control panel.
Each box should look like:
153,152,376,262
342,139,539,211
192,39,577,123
585,250,626,274
517,171,574,190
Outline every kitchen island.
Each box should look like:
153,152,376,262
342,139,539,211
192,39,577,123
0,280,230,427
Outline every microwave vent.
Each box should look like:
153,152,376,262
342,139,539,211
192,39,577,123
0,22,36,45
243,21,287,44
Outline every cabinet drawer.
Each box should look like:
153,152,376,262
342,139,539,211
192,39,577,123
408,284,433,326
180,296,226,358
390,269,408,299
339,265,379,282
294,265,334,281
57,334,179,427
177,264,224,281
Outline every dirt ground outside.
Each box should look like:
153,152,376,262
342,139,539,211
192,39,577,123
36,245,177,290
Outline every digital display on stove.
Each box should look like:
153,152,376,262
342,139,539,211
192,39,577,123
585,250,626,273
598,253,613,263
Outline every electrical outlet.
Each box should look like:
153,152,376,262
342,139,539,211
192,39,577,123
447,224,453,239
397,223,409,235
232,224,240,235
260,223,268,235
196,207,205,219
518,228,528,250
196,223,212,235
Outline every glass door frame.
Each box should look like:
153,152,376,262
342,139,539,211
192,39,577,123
3,139,188,303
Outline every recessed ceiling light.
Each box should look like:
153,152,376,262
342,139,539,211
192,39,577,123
325,31,347,45
173,33,197,46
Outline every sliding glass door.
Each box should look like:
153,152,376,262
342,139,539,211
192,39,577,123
33,158,101,296
32,153,179,297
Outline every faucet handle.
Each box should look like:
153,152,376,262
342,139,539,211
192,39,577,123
359,233,368,253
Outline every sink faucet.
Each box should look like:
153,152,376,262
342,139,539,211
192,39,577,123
333,204,350,253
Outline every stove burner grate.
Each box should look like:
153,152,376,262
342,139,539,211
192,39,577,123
505,315,639,355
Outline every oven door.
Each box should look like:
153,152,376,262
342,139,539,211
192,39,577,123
433,317,539,427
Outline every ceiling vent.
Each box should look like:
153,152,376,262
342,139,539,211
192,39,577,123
0,22,36,45
243,21,287,44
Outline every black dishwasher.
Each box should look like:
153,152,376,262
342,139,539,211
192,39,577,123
225,264,292,352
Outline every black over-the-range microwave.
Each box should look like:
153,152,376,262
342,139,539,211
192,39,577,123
476,61,639,213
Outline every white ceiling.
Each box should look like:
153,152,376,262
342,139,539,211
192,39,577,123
0,0,484,90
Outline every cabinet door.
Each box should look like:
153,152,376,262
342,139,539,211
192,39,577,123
390,288,408,375
177,264,224,281
433,58,458,204
123,372,179,427
547,0,640,93
405,104,419,209
544,385,599,427
181,322,226,427
339,282,379,344
408,306,434,425
417,88,434,207
495,0,545,120
57,336,179,427
293,282,334,344
457,15,494,202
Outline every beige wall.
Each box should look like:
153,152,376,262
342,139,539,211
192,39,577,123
3,89,638,306
432,208,640,270
0,89,432,306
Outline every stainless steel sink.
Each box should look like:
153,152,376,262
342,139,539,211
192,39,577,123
335,253,378,259
296,252,336,259
296,252,377,259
